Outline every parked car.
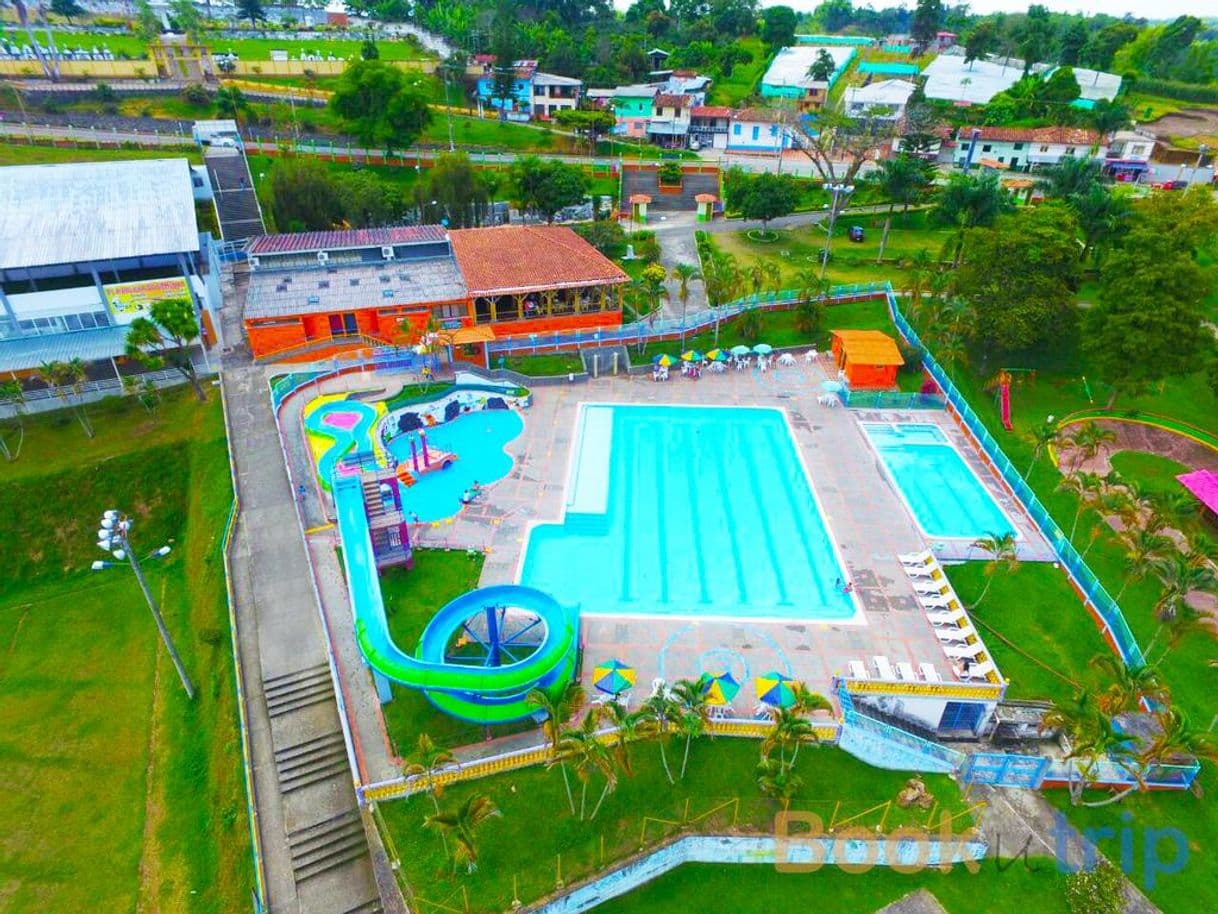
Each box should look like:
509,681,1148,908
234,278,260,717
848,225,865,242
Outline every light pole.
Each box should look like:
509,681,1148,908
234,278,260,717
819,182,855,280
94,509,195,699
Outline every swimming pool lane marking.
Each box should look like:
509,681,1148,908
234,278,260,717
653,420,671,606
735,424,789,605
678,417,711,606
763,419,834,610
711,422,750,606
618,423,639,606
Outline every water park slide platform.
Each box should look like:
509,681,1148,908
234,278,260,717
332,473,579,724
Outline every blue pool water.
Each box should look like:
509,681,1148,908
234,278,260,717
862,422,1017,540
520,405,855,620
386,410,523,522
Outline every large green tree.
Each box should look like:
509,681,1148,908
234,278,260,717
931,171,1013,266
871,153,935,260
236,0,265,26
955,203,1081,357
738,172,798,234
964,19,999,70
269,157,344,231
761,5,797,48
1084,189,1218,405
511,156,588,223
910,0,942,50
125,297,207,402
414,152,495,228
330,60,432,154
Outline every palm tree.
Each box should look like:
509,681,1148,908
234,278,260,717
527,683,585,813
0,379,26,462
598,700,651,777
1067,422,1116,472
1087,653,1169,716
670,262,701,348
1042,691,1141,806
1152,552,1217,625
900,249,934,322
1152,489,1198,530
554,710,617,820
640,688,679,784
1113,528,1173,601
933,329,967,380
1140,707,1218,772
1024,422,1061,479
747,259,766,298
668,676,711,779
971,530,1019,606
1057,471,1103,541
36,358,93,438
756,753,804,802
424,794,501,873
1185,531,1218,571
763,706,816,766
402,733,457,814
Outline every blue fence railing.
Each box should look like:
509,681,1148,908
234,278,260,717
883,286,1146,669
486,282,890,355
845,390,946,411
837,683,965,770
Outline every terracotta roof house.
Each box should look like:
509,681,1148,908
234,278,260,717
954,126,1106,171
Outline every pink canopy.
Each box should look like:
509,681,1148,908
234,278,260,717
1176,469,1218,514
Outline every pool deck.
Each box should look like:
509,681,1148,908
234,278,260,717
288,359,1052,717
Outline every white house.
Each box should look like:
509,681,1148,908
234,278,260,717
727,109,793,153
1104,128,1156,181
922,52,1023,105
954,126,1106,172
647,93,694,148
844,79,916,121
531,72,583,118
761,44,855,111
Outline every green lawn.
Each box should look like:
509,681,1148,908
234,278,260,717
41,29,434,62
378,549,541,754
502,353,586,377
706,37,770,108
0,140,199,166
0,388,249,914
380,738,973,914
714,213,954,289
611,860,1070,914
1108,451,1190,502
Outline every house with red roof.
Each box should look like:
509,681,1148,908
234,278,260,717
953,126,1106,172
242,225,627,361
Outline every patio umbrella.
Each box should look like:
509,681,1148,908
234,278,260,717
705,348,728,362
756,671,797,709
593,659,636,695
681,350,704,362
702,671,741,706
652,354,677,367
729,345,752,357
752,343,774,355
820,380,844,393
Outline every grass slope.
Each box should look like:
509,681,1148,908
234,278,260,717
0,388,249,914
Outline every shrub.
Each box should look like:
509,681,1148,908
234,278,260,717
181,83,210,106
898,340,923,372
738,308,765,342
573,220,627,258
1065,862,1123,914
794,299,823,336
658,162,682,184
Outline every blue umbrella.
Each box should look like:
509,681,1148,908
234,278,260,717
752,343,773,355
729,345,752,357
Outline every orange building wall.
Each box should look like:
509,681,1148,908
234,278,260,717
844,361,898,389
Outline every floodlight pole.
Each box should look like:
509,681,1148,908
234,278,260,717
819,183,854,280
98,511,195,700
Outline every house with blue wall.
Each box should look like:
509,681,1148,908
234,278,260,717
475,58,582,121
726,108,793,153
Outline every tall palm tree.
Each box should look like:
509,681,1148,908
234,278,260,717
554,710,617,820
756,753,804,802
971,530,1019,606
1067,422,1117,472
424,794,501,873
1185,531,1218,571
1057,471,1103,541
1140,707,1218,771
763,706,816,766
1042,691,1140,806
1087,653,1169,717
670,262,702,349
36,358,92,438
900,249,933,322
1024,422,1061,479
640,689,678,784
1113,528,1173,601
1152,552,1218,625
1152,489,1198,530
668,675,711,780
527,683,585,813
0,379,26,462
598,701,651,777
402,733,457,814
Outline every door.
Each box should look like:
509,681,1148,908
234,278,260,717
328,312,358,337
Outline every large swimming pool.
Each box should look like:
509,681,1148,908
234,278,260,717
862,422,1017,541
519,405,857,621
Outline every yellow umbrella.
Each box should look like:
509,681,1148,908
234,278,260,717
702,671,741,705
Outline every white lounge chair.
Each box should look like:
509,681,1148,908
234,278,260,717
895,661,917,681
872,655,897,680
913,579,951,594
927,608,967,626
905,564,943,580
848,659,869,680
961,660,996,680
935,624,977,643
944,642,986,660
919,594,961,610
899,550,935,567
919,663,943,682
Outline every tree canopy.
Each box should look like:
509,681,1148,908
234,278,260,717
124,298,207,402
329,60,432,154
511,156,589,222
738,172,798,231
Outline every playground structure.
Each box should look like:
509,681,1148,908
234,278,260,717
989,369,1036,432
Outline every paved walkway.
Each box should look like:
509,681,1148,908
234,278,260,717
221,293,383,912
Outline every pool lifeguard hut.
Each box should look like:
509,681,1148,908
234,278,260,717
830,329,904,389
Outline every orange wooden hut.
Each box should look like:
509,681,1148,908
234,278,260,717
830,330,904,389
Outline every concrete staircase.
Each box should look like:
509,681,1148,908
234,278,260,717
205,147,266,242
264,663,337,720
288,810,372,883
274,732,350,794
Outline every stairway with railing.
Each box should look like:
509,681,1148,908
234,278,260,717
205,146,266,242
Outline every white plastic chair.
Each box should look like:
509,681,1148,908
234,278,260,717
918,662,942,682
961,660,996,680
848,659,869,679
944,642,985,660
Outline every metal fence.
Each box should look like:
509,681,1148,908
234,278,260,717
884,287,1146,669
846,390,946,410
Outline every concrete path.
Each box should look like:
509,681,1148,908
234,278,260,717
221,290,384,913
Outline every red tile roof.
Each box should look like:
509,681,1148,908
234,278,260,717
962,126,1101,145
734,107,789,124
449,226,629,296
653,93,694,109
692,105,732,118
249,226,447,255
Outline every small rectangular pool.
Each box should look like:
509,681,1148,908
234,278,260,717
862,422,1018,541
520,405,858,622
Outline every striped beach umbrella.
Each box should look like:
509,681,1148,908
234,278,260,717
702,671,741,706
593,659,636,695
756,671,797,708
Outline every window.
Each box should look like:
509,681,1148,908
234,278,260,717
1130,144,1147,156
1013,143,1024,150
1065,146,1076,155
939,702,986,733
769,125,778,136
733,124,741,135
431,303,465,320
1039,145,1049,152
751,125,759,141
981,144,992,152
997,156,1004,163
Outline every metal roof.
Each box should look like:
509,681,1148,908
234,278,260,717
0,325,129,373
243,257,467,321
248,225,448,256
0,159,199,271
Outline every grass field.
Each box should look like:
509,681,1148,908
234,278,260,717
707,36,770,108
380,738,973,914
0,140,200,166
1108,451,1190,501
0,387,249,914
502,353,586,376
40,29,435,62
